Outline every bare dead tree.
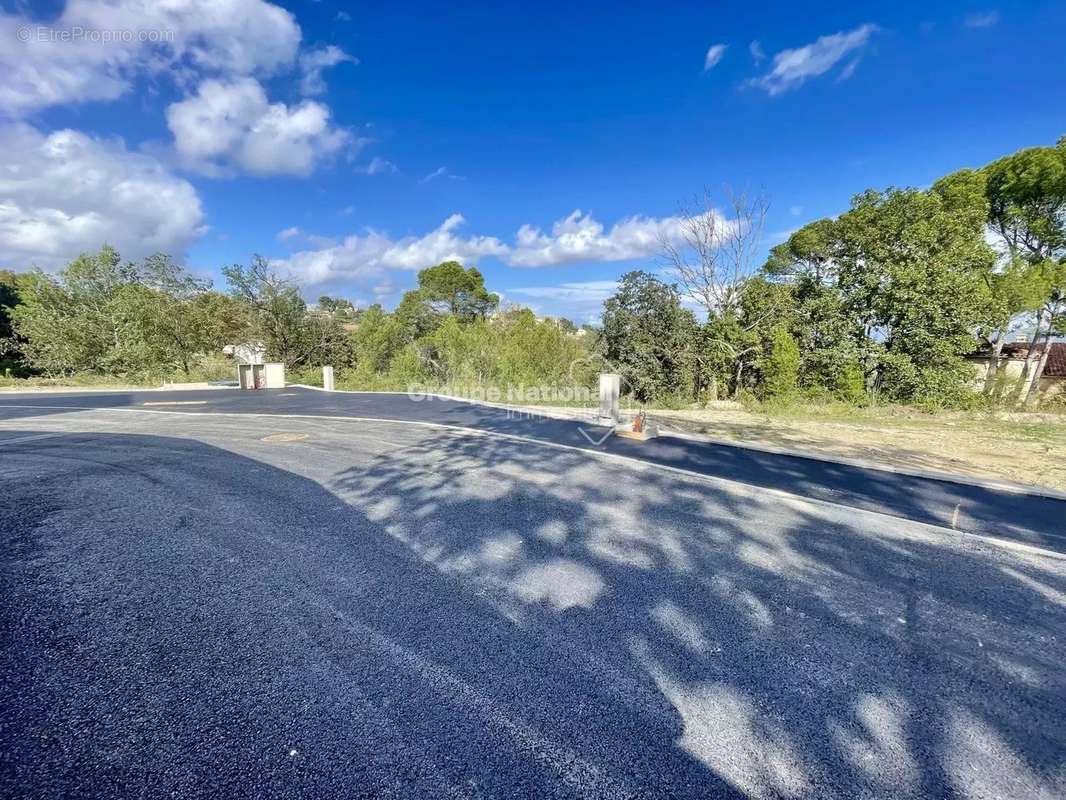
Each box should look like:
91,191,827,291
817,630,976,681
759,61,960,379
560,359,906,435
658,186,771,319
658,188,774,394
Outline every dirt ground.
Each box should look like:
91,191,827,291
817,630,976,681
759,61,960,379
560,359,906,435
642,404,1066,492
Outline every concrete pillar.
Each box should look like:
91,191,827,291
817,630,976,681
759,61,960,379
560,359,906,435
598,373,620,423
322,365,335,392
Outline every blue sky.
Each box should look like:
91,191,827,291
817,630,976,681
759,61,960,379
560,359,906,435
2,1,1065,322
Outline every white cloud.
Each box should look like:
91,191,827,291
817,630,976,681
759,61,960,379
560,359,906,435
509,280,619,301
0,0,301,116
298,45,357,95
382,214,506,269
838,59,861,81
336,11,352,23
166,77,351,176
508,209,709,268
0,123,205,269
749,40,766,64
277,226,302,241
750,24,877,96
704,44,728,70
271,207,729,287
419,166,465,184
358,156,398,175
274,214,507,286
964,10,1000,29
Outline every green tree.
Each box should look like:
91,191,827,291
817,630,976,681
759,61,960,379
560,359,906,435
763,221,863,394
556,317,578,334
763,218,839,285
413,261,499,320
600,271,697,403
834,187,995,405
392,261,500,342
833,362,867,403
719,276,795,396
422,316,499,384
223,257,353,370
661,190,781,399
984,141,1066,261
12,247,250,378
11,246,151,375
495,308,585,387
760,324,800,398
1018,259,1066,405
395,287,444,341
223,257,311,367
976,257,1049,393
132,254,246,376
982,140,1066,404
793,281,862,393
0,270,29,375
350,304,407,376
0,270,18,341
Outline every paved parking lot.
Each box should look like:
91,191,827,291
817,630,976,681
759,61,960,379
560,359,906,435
1,394,1064,798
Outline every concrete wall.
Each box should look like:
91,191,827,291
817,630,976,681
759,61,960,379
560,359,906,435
1038,376,1065,399
969,358,1063,399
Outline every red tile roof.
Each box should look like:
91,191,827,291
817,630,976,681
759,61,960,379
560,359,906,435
1046,342,1066,378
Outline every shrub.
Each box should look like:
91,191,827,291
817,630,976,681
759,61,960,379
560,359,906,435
833,362,867,404
761,324,800,398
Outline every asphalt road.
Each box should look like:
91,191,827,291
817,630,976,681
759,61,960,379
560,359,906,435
0,387,1063,549
1,392,1065,798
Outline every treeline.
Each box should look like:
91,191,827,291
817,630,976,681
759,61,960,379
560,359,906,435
1,136,1063,408
603,137,1065,408
0,249,352,381
333,260,596,390
0,252,596,391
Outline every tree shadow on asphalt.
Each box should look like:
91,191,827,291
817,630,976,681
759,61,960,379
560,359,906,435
2,430,736,799
4,390,1063,547
329,432,1066,799
3,428,1065,798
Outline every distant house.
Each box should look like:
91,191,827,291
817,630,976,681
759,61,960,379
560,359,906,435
967,341,1066,399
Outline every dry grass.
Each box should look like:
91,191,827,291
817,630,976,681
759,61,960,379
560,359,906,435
644,403,1066,492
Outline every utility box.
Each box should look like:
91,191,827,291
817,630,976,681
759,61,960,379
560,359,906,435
238,362,285,389
263,363,285,388
238,363,264,389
